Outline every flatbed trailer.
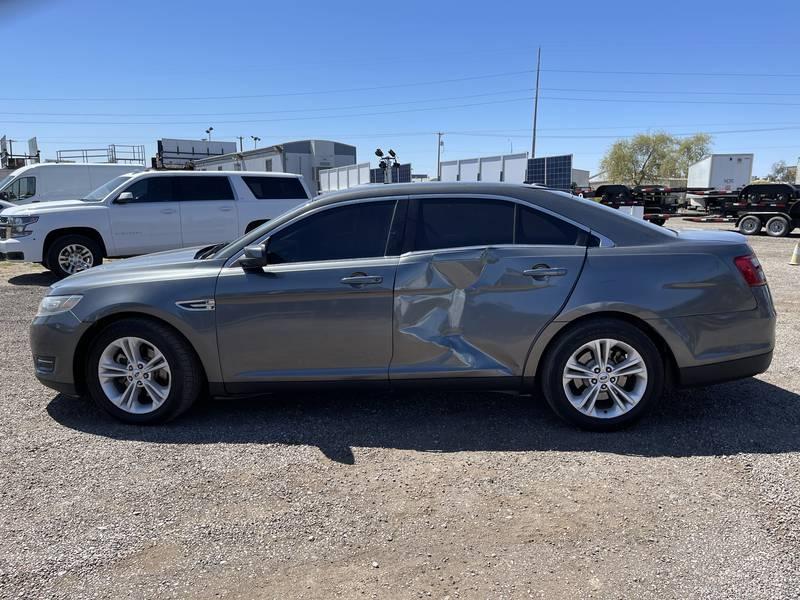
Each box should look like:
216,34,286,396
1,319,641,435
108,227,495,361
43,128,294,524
721,183,800,236
590,184,681,226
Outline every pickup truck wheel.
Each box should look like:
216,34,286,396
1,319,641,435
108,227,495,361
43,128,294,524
46,234,103,279
737,215,762,236
765,216,790,238
540,319,664,431
85,318,203,424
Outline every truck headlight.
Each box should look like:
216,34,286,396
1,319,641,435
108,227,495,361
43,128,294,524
36,295,82,317
5,215,39,238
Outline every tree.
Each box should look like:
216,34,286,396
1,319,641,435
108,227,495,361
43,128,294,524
767,160,797,183
599,132,712,185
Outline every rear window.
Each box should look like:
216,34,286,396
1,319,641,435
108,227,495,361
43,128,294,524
175,176,234,201
243,176,309,200
413,198,514,252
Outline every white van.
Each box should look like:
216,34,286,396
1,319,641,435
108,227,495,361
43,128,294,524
0,163,144,207
0,170,312,278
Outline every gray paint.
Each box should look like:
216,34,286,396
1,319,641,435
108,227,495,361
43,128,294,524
30,182,776,397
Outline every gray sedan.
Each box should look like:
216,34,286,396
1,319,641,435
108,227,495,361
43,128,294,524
30,183,776,430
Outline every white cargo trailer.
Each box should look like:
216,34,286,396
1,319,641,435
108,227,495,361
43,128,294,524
686,154,753,209
687,154,753,190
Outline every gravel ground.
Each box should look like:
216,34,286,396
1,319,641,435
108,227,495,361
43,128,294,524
0,221,798,599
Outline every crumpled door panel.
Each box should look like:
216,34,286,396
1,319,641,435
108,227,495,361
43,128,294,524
390,246,585,380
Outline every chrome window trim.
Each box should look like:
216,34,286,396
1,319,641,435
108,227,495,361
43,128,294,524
224,195,409,269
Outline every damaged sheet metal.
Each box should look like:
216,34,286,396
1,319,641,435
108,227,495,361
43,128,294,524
390,245,586,380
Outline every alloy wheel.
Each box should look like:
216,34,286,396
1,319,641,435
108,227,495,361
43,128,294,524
97,336,172,414
561,338,649,419
58,244,94,274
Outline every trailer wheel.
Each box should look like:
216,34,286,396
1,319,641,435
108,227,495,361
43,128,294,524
738,215,762,236
765,216,790,238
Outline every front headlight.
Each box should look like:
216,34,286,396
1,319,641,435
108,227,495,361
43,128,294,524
6,215,39,238
36,295,82,317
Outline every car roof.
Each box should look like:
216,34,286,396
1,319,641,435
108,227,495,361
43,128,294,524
315,182,673,246
134,170,302,178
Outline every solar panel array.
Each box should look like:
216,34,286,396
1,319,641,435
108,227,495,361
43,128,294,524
370,163,412,184
525,155,573,190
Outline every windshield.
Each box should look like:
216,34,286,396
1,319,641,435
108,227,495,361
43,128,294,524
81,174,134,201
0,175,13,191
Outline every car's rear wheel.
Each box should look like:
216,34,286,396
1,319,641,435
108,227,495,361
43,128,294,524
85,318,203,424
765,215,790,238
46,234,103,279
737,215,762,236
540,319,664,431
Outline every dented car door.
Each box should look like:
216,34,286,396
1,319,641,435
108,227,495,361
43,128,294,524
389,196,587,382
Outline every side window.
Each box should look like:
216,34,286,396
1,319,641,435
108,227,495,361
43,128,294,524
122,177,176,203
175,176,233,201
413,197,514,252
243,176,309,200
267,201,396,264
6,177,36,201
516,205,582,246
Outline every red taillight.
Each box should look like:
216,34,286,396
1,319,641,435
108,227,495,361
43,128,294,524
734,255,767,287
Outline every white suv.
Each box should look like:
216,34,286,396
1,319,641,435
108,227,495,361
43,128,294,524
0,170,311,278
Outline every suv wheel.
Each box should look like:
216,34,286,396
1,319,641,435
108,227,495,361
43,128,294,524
86,318,203,424
540,319,664,431
765,215,790,238
46,234,103,278
737,215,762,236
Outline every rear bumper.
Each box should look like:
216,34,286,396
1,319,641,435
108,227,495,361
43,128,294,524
678,350,773,387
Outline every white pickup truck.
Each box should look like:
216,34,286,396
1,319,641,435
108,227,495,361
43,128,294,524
0,170,311,278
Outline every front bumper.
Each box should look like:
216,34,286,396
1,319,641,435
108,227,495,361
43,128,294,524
30,310,90,396
0,237,42,263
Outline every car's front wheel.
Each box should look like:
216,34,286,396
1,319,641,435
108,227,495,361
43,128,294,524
85,318,203,424
540,319,664,431
46,234,103,279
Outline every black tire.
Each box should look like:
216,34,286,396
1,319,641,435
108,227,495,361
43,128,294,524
46,234,103,279
85,318,204,424
765,216,790,238
539,318,664,431
737,215,762,236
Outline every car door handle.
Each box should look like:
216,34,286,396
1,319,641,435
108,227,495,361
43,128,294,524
218,206,233,212
160,208,177,214
340,275,383,286
523,267,568,280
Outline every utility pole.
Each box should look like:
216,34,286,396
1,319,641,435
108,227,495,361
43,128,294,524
436,132,443,181
251,136,261,149
530,47,541,159
237,136,244,152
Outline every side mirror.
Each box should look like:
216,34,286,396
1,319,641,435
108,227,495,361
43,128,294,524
115,191,134,204
0,191,7,200
239,238,270,270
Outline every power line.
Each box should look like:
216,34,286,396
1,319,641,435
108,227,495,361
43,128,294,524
0,88,537,117
3,66,800,102
0,70,537,102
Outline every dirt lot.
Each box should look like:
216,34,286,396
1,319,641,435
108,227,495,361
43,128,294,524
0,221,798,600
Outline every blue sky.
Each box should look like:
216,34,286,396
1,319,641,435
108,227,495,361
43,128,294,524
2,0,799,177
